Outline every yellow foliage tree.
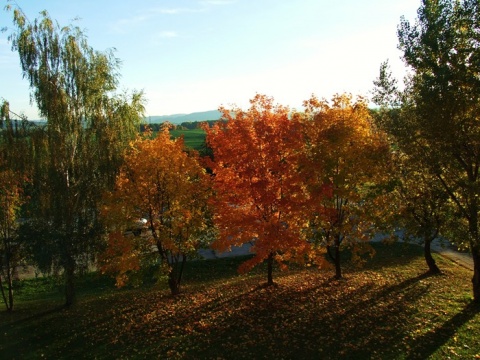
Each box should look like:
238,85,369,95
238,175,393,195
101,127,212,295
0,100,31,312
303,94,391,279
0,168,26,312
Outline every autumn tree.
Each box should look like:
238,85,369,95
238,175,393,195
302,94,390,279
0,101,31,312
101,127,212,295
0,169,24,312
5,7,144,306
374,0,480,301
205,94,310,286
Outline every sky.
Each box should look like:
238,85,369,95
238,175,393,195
0,0,420,120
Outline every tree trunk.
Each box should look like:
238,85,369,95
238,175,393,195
167,256,187,296
176,255,186,289
332,234,342,279
471,244,480,303
334,243,342,279
7,271,14,312
468,202,480,303
64,255,76,307
424,237,441,274
0,275,9,311
168,271,180,296
267,252,274,286
1,247,15,312
326,242,342,279
5,252,14,311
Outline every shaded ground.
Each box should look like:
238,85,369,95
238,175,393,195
2,243,479,359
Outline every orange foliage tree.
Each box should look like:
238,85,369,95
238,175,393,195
100,127,212,295
302,94,391,279
205,94,311,285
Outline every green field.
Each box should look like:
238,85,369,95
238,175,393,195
1,242,479,359
170,128,206,151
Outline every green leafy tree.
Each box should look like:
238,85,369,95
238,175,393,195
391,151,452,274
390,0,480,301
4,7,145,306
372,67,451,274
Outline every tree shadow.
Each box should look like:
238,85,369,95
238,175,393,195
4,244,474,359
177,270,434,359
0,305,66,358
0,304,65,327
406,302,479,359
342,271,435,316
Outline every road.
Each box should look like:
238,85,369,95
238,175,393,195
13,238,474,280
430,239,473,271
199,238,474,271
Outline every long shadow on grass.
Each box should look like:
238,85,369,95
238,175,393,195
0,305,65,327
0,305,68,358
0,244,434,359
177,271,432,359
405,302,479,359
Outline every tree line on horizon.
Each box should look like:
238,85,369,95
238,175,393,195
138,119,220,133
2,0,480,310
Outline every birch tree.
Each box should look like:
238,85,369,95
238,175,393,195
5,7,145,306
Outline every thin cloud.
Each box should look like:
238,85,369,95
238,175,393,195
157,31,179,39
150,7,204,15
110,7,203,34
110,14,150,33
150,31,182,46
200,0,236,5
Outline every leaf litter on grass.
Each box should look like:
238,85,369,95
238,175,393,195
2,243,479,359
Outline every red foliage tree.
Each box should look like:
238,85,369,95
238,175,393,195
205,94,311,285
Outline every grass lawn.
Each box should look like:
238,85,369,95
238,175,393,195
1,242,479,359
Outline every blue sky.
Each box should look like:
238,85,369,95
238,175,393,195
1,0,420,119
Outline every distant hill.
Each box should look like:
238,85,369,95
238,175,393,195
145,110,222,124
18,110,222,126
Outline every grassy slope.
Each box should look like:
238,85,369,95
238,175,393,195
1,243,479,359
